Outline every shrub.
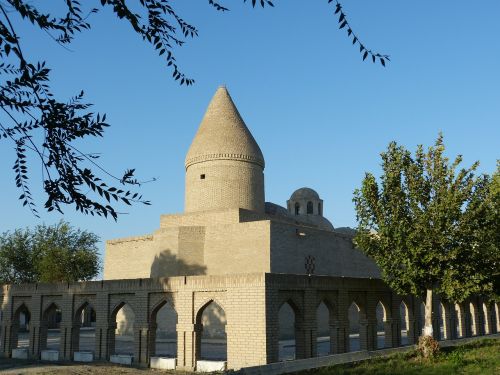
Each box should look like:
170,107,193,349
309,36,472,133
417,335,440,359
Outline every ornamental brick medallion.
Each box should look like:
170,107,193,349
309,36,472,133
305,255,316,275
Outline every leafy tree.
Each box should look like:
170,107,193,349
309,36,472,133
353,135,499,337
0,221,101,283
0,0,387,219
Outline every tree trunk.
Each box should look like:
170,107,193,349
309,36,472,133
424,288,433,337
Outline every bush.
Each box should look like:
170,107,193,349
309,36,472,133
417,335,440,359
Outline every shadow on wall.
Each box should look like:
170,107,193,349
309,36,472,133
150,249,207,278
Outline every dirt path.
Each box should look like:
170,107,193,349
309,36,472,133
0,359,174,374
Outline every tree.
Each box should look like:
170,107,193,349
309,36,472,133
0,221,101,283
353,135,499,338
0,0,387,219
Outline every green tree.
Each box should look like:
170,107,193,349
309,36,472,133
0,221,101,283
353,135,499,338
0,0,386,219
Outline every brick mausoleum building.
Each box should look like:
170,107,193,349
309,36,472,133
1,87,499,371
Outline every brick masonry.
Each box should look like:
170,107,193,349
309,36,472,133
0,273,498,370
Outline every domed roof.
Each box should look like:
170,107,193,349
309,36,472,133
290,187,320,201
185,86,265,169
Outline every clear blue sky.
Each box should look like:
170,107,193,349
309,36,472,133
1,1,499,266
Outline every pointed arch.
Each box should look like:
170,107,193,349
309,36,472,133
278,300,297,361
469,302,478,336
348,301,361,352
482,303,490,335
13,303,30,349
455,303,464,338
73,301,96,354
438,302,448,340
151,299,178,358
316,300,331,356
74,301,95,324
112,302,135,356
399,300,410,346
375,301,387,349
196,299,227,361
41,303,61,352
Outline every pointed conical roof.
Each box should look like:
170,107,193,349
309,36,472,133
185,86,265,169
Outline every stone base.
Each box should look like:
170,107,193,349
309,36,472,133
12,348,28,359
41,350,59,361
197,360,227,372
150,357,176,370
110,354,133,365
74,351,94,362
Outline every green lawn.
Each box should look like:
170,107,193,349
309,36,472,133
302,339,500,375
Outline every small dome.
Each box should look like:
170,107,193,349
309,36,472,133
185,86,265,169
265,202,289,217
290,187,320,201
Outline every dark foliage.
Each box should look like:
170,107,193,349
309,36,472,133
0,1,386,219
0,221,101,283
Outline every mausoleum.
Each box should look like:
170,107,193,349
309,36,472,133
0,87,498,372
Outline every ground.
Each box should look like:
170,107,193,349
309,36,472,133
0,359,167,374
302,338,500,375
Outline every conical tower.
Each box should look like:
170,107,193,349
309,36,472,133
185,86,265,213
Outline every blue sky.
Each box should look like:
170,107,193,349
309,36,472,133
0,1,499,266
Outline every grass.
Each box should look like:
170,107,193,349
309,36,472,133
301,338,500,375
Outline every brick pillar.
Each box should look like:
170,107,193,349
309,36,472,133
134,325,150,365
59,324,71,360
94,291,108,360
330,319,346,354
68,324,81,359
6,323,19,356
476,302,486,336
407,317,417,344
303,289,317,358
294,323,307,359
488,304,497,334
337,290,349,353
30,295,42,359
414,299,423,339
386,295,401,348
362,317,377,351
59,293,73,360
294,322,316,359
105,323,116,358
176,323,201,371
133,291,149,366
384,318,399,348
463,303,472,337
445,304,456,340
148,322,157,357
93,323,108,360
38,323,48,352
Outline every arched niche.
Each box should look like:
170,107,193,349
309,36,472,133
348,302,361,352
42,303,61,351
74,302,96,353
316,300,332,356
375,301,387,349
151,300,178,358
278,300,299,361
196,300,227,361
13,304,30,349
112,303,135,355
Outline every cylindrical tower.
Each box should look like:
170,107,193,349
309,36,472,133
185,86,265,213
